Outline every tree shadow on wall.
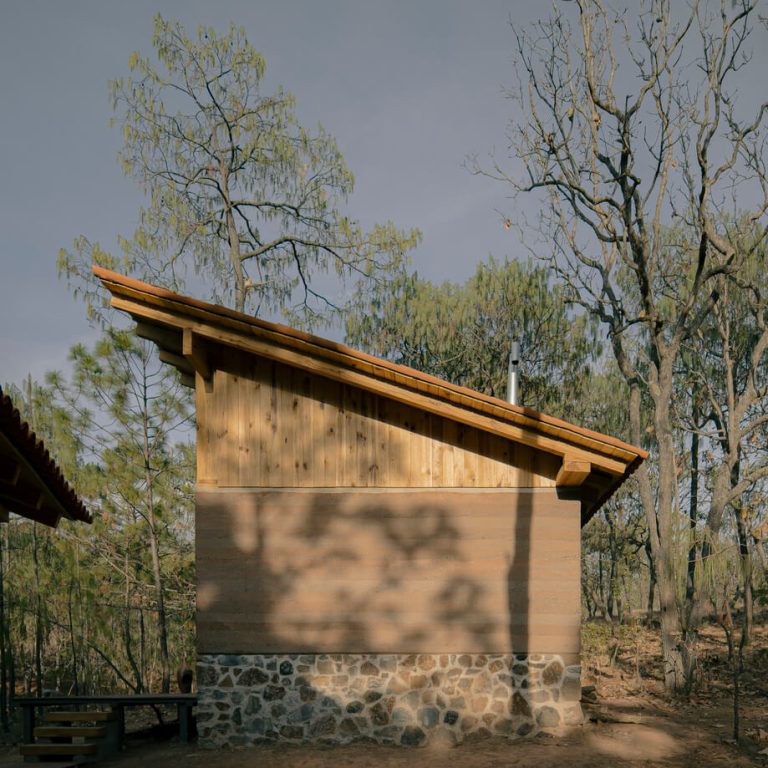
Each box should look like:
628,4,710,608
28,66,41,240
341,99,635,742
192,350,561,744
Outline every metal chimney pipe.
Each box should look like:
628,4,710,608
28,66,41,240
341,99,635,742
507,340,520,406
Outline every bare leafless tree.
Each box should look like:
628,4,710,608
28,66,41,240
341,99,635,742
479,0,768,690
684,242,768,641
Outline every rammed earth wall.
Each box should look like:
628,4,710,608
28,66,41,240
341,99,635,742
197,653,583,747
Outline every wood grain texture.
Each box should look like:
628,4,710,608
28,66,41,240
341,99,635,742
556,458,591,487
97,268,645,471
196,489,581,655
196,351,560,489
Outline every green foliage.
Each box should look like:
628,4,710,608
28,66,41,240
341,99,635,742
59,14,419,321
346,257,599,418
58,330,194,692
0,336,195,697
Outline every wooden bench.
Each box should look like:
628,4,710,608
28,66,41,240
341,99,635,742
14,693,197,748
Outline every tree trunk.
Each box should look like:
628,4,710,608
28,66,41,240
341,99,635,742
67,577,80,695
630,362,686,690
605,510,622,622
139,607,146,689
32,523,43,696
581,579,596,619
720,597,747,743
735,508,753,644
123,554,143,693
218,146,246,313
652,357,695,691
146,504,170,693
5,526,14,709
685,404,700,619
645,539,656,623
142,370,170,693
597,550,608,619
752,534,768,575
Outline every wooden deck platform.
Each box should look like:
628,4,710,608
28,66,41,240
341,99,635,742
13,693,197,746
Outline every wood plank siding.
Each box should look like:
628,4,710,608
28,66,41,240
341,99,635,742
195,350,560,489
197,489,581,655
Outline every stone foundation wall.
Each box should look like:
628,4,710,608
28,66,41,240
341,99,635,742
197,653,582,747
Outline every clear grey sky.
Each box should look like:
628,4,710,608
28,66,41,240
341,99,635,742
1,1,550,389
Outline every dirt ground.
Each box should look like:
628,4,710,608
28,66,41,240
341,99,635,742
94,698,765,768
1,620,767,767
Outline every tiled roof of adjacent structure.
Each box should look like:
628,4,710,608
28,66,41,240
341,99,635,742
0,386,92,526
94,265,647,523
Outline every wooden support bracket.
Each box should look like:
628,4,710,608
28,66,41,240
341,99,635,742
179,373,196,390
556,457,591,487
135,321,182,355
183,328,213,392
158,350,195,376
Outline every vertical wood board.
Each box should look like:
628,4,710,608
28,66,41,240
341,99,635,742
196,351,560,488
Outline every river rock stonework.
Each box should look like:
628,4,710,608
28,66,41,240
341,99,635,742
196,653,583,747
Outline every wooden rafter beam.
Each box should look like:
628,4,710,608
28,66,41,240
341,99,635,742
0,480,48,510
183,328,213,392
0,494,59,527
0,460,21,486
556,458,591,487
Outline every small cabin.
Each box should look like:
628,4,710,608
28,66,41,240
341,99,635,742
96,267,645,747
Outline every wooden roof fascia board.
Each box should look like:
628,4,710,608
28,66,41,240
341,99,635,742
111,295,629,477
96,267,646,465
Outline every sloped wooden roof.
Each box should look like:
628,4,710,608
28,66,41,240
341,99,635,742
0,386,92,527
94,266,647,522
